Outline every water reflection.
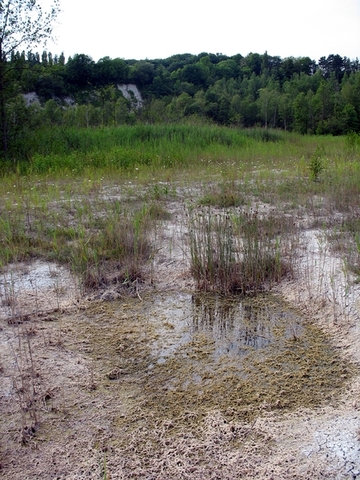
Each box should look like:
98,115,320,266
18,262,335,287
191,294,278,354
148,292,302,362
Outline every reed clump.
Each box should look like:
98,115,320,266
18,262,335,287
188,206,297,295
199,181,245,208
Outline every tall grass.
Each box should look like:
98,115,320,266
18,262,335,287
0,123,347,188
188,206,297,295
7,124,310,176
66,207,154,291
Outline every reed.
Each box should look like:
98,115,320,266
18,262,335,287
188,206,297,295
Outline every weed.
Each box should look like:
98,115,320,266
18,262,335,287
151,182,173,200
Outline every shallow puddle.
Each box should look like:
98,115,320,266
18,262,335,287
146,292,303,363
0,261,79,320
0,261,71,293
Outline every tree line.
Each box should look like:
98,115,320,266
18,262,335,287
2,49,360,157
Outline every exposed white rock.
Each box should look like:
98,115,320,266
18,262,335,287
23,92,40,106
117,83,143,109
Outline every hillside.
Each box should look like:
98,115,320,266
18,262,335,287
1,50,360,159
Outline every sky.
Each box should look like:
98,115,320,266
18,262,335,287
44,0,360,62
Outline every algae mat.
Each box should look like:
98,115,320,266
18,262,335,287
78,292,351,439
0,291,354,479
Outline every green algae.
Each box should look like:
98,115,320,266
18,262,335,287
74,292,354,448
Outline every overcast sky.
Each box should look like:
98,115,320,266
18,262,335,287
44,0,360,62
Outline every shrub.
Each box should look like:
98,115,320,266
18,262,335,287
309,146,325,182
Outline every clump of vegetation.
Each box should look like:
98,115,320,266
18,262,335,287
0,183,159,293
68,207,154,291
188,206,297,295
200,181,245,208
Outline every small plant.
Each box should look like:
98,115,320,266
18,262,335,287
151,182,172,200
309,146,325,182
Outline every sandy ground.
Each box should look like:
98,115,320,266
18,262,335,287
0,197,360,479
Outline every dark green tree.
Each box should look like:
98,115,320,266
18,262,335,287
130,61,155,87
65,54,95,88
0,0,60,156
180,63,207,87
215,59,238,80
94,57,129,86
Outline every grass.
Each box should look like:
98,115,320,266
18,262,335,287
0,124,359,294
3,123,336,177
188,206,297,295
199,180,245,208
0,179,162,292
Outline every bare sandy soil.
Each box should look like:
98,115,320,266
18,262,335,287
0,192,360,479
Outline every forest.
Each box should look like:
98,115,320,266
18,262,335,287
1,50,360,160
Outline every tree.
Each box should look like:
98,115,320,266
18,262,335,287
293,91,314,134
313,80,335,128
278,92,292,130
319,54,345,81
215,59,238,80
95,84,118,126
65,54,95,88
0,0,60,156
180,63,207,87
94,57,129,86
130,61,155,87
258,87,271,128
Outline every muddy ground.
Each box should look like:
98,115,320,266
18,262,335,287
0,189,360,479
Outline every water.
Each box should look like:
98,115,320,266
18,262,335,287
0,260,73,294
128,291,347,420
144,292,303,364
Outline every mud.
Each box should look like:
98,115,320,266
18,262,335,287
0,199,360,479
